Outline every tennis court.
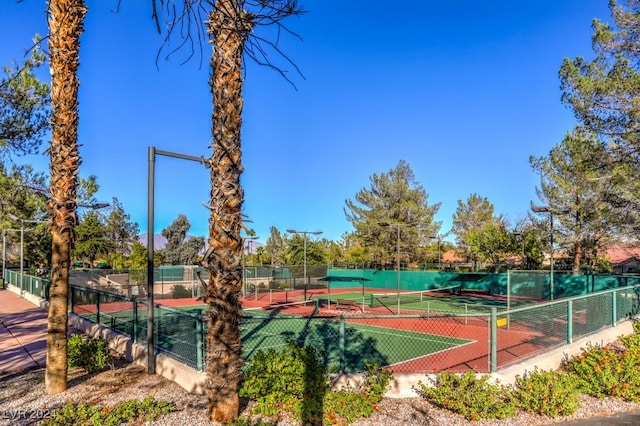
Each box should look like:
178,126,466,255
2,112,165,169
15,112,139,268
75,301,472,373
241,314,472,373
316,285,536,315
162,301,473,372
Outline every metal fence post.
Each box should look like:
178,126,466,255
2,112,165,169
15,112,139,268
567,300,573,344
197,315,204,372
339,316,346,373
612,292,617,326
133,301,138,342
69,285,75,312
96,292,101,325
490,307,497,373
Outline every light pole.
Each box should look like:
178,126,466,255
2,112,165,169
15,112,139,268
20,220,49,288
429,235,441,270
148,146,208,375
379,222,410,314
531,205,556,300
7,215,48,289
286,229,322,286
513,232,525,269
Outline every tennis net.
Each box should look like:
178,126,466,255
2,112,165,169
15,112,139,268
243,298,319,317
370,285,461,308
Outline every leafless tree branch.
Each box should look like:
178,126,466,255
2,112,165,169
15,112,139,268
152,0,305,85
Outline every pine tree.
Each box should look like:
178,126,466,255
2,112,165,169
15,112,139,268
344,160,441,266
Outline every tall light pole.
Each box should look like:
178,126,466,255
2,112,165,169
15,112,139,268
21,220,49,287
429,235,441,270
379,221,411,314
7,215,48,289
6,203,107,288
286,229,322,285
148,146,207,375
531,205,555,300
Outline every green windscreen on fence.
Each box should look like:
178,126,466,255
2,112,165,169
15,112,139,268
325,269,638,299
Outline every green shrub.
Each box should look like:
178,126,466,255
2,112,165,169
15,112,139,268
565,334,640,402
240,341,328,423
512,367,581,418
171,284,192,299
565,344,624,398
67,334,110,373
324,389,374,425
323,362,393,424
240,343,394,425
42,396,175,425
417,371,517,421
619,319,640,352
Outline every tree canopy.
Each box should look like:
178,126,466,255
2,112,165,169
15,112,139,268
530,126,625,272
0,38,50,158
161,214,204,265
559,0,640,241
560,0,640,151
74,210,114,266
263,226,286,266
452,193,510,265
344,160,442,266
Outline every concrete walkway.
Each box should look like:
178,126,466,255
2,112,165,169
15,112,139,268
0,287,81,376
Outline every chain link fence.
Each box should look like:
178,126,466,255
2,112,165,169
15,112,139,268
7,270,639,375
68,283,640,374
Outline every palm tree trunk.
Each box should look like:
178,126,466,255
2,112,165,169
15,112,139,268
44,0,86,395
203,1,253,422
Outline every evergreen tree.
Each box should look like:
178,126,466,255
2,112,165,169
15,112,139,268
452,193,501,266
344,160,441,266
104,197,139,256
0,42,51,270
559,0,640,239
0,37,50,157
161,214,204,265
530,126,622,273
74,210,113,267
560,0,640,153
263,226,286,266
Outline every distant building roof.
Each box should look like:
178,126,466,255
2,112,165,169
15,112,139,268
604,245,640,265
441,249,464,263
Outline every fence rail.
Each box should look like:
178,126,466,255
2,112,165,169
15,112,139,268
5,269,639,375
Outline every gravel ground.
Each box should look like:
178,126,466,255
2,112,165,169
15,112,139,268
2,360,640,426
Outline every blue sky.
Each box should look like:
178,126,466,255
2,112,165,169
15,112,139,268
1,1,611,244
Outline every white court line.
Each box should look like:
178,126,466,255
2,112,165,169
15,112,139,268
385,339,478,368
350,325,472,347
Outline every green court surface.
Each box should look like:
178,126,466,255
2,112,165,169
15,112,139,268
240,315,471,373
76,304,471,373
